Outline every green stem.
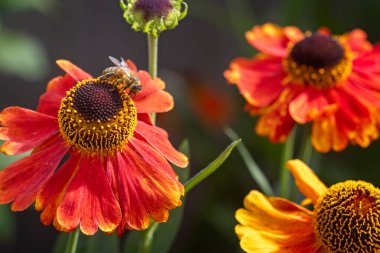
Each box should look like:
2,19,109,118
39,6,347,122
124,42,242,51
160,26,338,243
279,128,296,198
147,34,158,123
298,125,313,164
147,34,158,79
64,228,80,253
138,222,159,253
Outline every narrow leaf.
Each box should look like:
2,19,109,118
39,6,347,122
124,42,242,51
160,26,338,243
184,139,241,193
224,127,274,196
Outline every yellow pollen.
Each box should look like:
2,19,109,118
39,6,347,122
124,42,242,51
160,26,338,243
283,36,353,88
314,180,380,253
58,77,137,155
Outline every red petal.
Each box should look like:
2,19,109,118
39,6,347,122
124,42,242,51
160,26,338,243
56,60,92,82
245,23,303,57
37,75,76,116
224,57,285,107
133,71,173,113
56,155,121,235
134,121,188,168
109,149,183,234
36,154,81,227
129,137,181,181
0,107,59,155
289,88,331,124
0,135,68,211
344,29,372,55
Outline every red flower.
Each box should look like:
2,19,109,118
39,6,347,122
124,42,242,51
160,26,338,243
0,59,188,235
225,23,380,152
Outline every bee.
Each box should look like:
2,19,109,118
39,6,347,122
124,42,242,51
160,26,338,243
100,56,143,96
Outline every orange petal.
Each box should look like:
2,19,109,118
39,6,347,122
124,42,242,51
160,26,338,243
135,121,188,168
36,154,81,227
286,160,327,205
56,155,122,235
236,190,322,253
0,107,59,155
342,29,372,55
246,23,303,57
0,135,68,211
108,148,183,235
37,75,75,117
133,71,173,113
289,88,330,124
56,60,92,82
224,56,285,108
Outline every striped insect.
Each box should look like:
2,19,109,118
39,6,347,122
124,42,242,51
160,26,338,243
101,56,143,96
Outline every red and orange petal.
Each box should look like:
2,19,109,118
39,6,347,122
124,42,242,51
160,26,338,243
235,190,323,253
0,59,187,234
226,23,380,152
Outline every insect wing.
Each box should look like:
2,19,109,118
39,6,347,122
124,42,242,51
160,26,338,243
109,56,121,67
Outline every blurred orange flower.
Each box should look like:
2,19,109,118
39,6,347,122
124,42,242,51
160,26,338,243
236,160,380,253
0,60,188,235
225,23,380,152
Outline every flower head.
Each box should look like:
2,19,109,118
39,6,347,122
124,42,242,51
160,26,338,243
236,160,380,253
0,59,188,235
225,23,380,152
121,0,188,37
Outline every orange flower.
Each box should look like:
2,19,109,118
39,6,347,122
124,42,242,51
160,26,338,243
0,59,188,235
236,160,380,253
225,23,380,152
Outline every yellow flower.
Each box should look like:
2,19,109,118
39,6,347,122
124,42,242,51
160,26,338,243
236,160,380,253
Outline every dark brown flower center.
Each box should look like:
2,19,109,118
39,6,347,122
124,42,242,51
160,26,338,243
290,33,344,68
58,78,137,155
314,181,380,253
134,0,173,21
73,82,123,122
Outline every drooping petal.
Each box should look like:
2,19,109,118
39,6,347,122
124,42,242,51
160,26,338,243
245,23,303,58
0,135,68,211
107,148,183,234
56,155,121,235
236,190,322,253
37,75,76,116
135,121,188,168
133,71,174,113
224,57,286,108
56,60,92,82
286,160,327,205
36,154,81,227
251,89,296,143
0,107,59,155
289,88,332,124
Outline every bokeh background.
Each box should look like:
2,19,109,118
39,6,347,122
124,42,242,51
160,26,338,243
2,0,380,252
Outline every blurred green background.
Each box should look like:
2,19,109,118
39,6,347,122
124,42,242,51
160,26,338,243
1,0,380,252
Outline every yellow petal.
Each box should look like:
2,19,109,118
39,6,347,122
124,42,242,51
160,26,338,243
286,160,328,205
235,190,322,253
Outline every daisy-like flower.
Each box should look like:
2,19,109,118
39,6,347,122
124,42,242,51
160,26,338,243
225,23,380,152
236,159,380,253
0,59,188,235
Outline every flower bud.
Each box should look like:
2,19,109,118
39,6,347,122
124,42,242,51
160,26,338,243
121,0,187,37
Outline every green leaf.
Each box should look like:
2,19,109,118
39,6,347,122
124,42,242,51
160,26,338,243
224,127,274,196
184,139,241,193
123,140,191,253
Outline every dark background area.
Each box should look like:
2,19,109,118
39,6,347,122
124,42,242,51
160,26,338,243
2,0,380,252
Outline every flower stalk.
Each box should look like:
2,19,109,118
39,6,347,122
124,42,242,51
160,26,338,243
279,128,296,198
64,228,80,253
